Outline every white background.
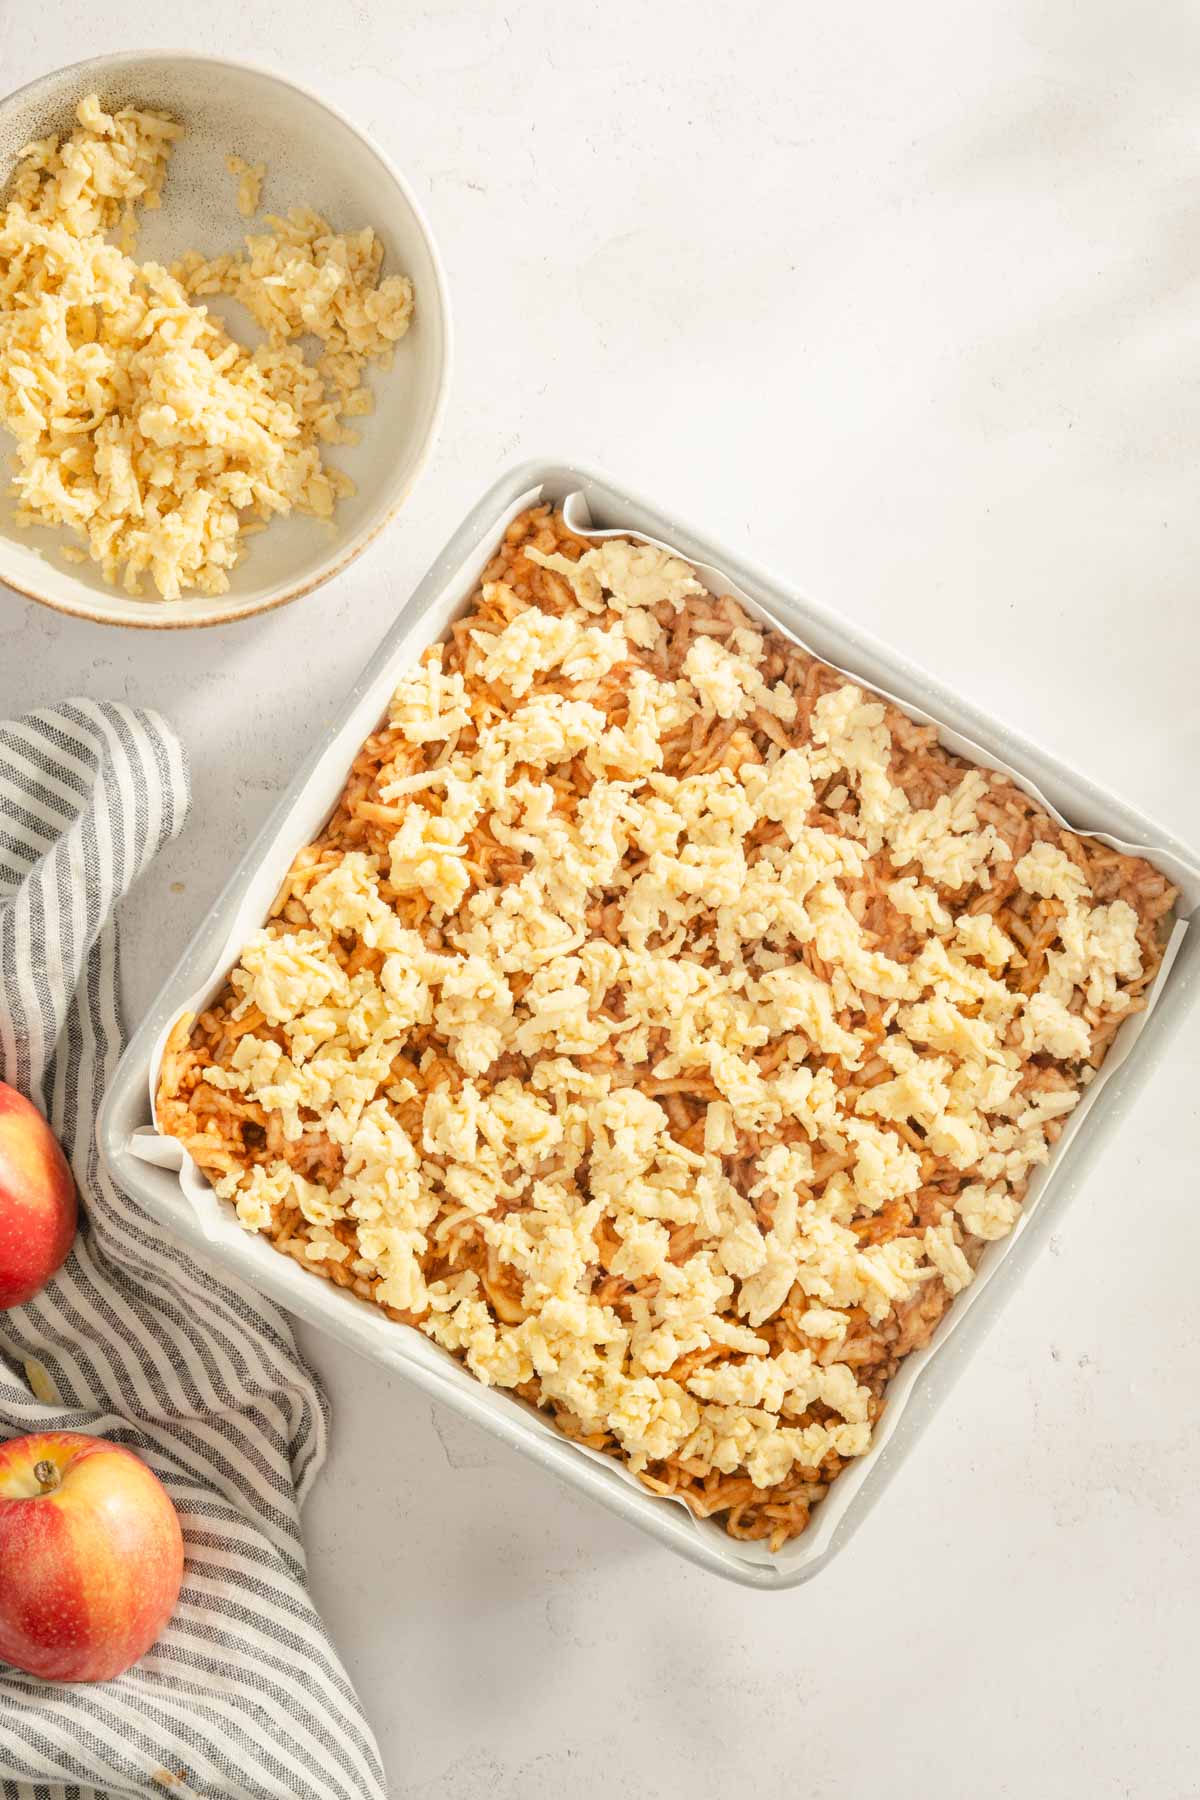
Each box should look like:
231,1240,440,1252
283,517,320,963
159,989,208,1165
2,3,1198,1795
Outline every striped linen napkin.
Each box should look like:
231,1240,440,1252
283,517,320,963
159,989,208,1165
0,701,385,1800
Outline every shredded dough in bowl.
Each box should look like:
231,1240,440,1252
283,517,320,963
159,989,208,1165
0,94,413,599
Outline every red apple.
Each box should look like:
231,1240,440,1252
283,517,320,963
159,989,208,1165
0,1081,77,1308
0,1432,184,1681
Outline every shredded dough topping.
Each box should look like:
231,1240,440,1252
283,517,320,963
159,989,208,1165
156,507,1175,1549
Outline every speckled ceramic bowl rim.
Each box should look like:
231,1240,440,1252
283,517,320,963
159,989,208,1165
0,50,453,630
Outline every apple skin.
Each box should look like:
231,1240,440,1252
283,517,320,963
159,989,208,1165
0,1081,77,1308
0,1432,184,1682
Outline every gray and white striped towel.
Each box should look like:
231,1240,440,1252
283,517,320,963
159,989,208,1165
0,701,385,1800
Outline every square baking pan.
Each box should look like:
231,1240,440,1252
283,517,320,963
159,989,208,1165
97,458,1200,1589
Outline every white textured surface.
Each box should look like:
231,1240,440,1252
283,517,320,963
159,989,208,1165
2,4,1198,1796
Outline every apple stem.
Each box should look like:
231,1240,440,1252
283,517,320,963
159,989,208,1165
33,1459,60,1494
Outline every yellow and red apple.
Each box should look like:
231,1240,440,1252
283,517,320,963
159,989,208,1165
0,1432,184,1681
0,1081,77,1308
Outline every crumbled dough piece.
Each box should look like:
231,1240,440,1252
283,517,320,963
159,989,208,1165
1023,991,1092,1062
923,1219,974,1296
231,930,349,1024
528,539,704,618
175,206,414,381
227,154,265,217
888,771,1011,890
683,634,795,725
1015,842,1090,905
1016,845,1144,1015
955,1183,1021,1241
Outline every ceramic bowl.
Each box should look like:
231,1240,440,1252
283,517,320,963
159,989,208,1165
0,52,451,628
